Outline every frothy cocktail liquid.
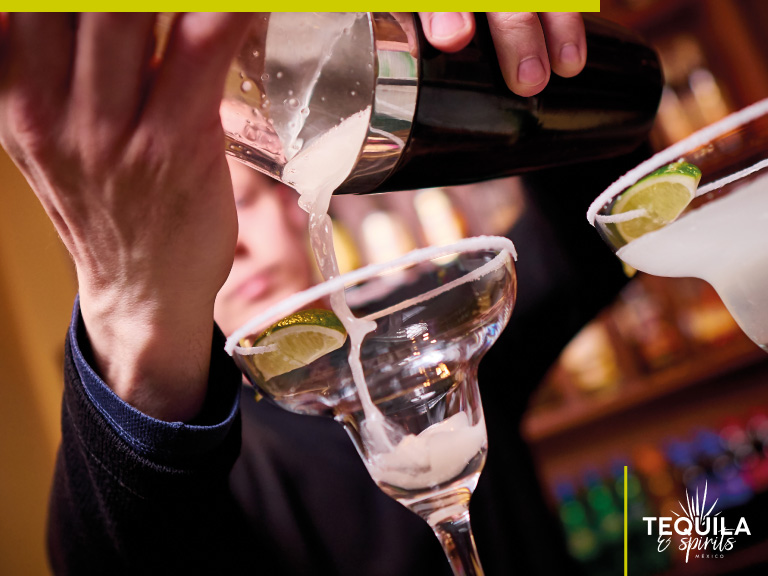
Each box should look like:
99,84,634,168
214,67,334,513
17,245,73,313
617,171,768,350
370,412,486,494
283,109,490,491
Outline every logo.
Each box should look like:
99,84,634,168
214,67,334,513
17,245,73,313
642,481,750,563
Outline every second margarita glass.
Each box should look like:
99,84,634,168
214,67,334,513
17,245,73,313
588,98,768,352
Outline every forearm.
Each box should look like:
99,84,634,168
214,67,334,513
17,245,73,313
48,309,247,574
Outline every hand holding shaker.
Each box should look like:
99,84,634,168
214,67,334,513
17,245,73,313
219,13,663,195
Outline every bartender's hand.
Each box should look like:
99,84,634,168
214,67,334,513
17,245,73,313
419,12,586,97
0,13,252,422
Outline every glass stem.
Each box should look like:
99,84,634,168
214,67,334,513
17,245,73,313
431,513,485,576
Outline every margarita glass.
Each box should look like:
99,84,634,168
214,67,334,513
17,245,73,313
588,98,768,351
225,236,517,576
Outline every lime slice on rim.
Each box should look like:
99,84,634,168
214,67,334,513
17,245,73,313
239,309,347,381
610,161,701,243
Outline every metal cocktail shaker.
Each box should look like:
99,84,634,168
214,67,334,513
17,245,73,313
221,13,663,195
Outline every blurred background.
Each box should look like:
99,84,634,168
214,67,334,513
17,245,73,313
3,2,768,574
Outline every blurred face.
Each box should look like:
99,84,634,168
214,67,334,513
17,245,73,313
214,158,315,335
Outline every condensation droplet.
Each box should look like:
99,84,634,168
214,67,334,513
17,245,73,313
252,50,260,58
288,138,304,155
286,97,300,109
350,90,356,97
261,73,270,82
241,81,253,92
276,71,284,79
287,89,294,96
243,124,259,141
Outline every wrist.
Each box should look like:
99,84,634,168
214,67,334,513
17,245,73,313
78,285,216,422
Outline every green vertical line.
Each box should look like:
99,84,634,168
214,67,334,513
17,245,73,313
624,465,628,576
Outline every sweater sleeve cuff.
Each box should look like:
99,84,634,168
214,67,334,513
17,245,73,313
67,295,241,462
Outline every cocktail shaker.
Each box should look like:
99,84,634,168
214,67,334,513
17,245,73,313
221,13,663,195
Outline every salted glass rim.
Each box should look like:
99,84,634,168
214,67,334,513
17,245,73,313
224,235,517,355
586,96,768,227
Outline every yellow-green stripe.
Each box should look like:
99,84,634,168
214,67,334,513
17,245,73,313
3,3,601,12
624,465,628,576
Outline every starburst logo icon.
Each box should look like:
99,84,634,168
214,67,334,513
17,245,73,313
672,481,719,525
643,480,751,563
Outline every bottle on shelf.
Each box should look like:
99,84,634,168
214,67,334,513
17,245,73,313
554,481,603,570
612,277,688,372
741,411,768,493
558,322,622,397
611,461,671,575
583,469,624,573
692,428,752,510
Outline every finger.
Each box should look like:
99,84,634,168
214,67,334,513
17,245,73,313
0,12,75,180
538,12,585,78
418,12,475,53
1,13,74,106
391,12,419,57
70,13,157,133
487,12,550,97
143,12,252,132
0,13,8,63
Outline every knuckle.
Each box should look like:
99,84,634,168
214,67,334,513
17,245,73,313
126,130,164,173
549,12,583,27
174,15,227,58
491,12,540,33
3,94,56,155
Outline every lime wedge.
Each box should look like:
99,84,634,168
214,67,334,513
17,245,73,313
611,161,701,243
239,309,347,381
